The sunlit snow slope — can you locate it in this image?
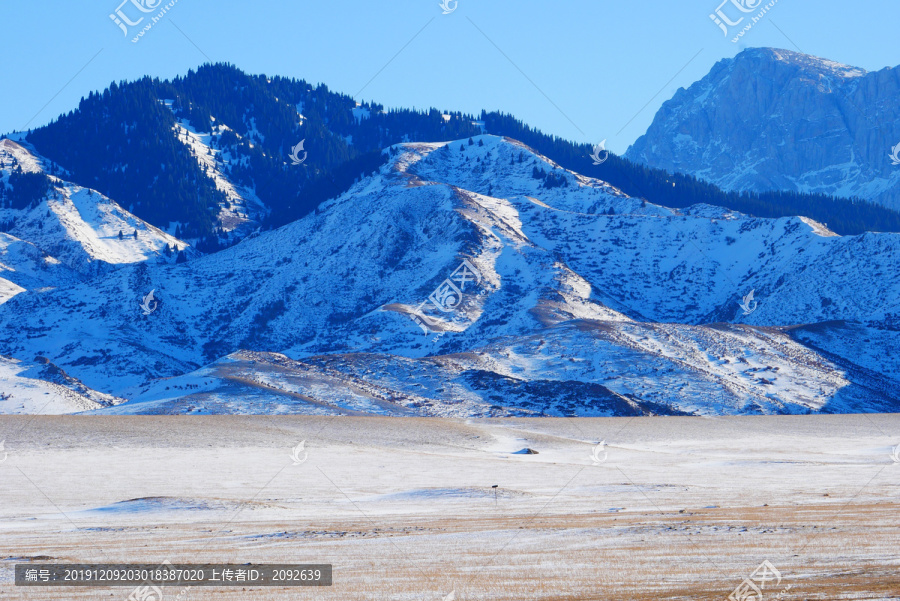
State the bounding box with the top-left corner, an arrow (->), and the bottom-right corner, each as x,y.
0,138 -> 190,275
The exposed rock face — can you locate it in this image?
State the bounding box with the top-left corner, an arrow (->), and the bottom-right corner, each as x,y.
626,48 -> 900,210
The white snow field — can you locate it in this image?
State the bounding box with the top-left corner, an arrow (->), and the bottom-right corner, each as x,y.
1,415 -> 898,600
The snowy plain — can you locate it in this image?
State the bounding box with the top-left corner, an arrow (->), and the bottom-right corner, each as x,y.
1,415 -> 898,600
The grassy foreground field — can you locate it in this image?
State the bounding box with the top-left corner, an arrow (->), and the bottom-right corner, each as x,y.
1,415 -> 899,600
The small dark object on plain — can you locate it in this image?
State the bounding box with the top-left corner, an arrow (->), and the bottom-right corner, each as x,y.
514,448 -> 539,455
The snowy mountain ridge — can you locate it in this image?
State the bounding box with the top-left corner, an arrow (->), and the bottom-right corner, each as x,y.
1,135 -> 898,415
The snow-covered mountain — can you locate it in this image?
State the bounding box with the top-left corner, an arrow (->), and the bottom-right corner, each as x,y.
0,137 -> 196,404
626,48 -> 900,210
1,135 -> 898,415
20,62 -> 900,244
0,138 -> 190,277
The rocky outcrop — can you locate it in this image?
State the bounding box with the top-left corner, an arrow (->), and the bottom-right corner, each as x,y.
626,48 -> 900,210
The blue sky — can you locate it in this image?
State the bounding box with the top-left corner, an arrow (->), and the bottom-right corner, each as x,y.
2,0 -> 898,153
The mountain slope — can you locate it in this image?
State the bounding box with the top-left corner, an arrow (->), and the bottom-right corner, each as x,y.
170,112 -> 267,237
0,138 -> 190,274
0,135 -> 898,415
0,355 -> 122,414
626,48 -> 900,210
0,233 -> 81,304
